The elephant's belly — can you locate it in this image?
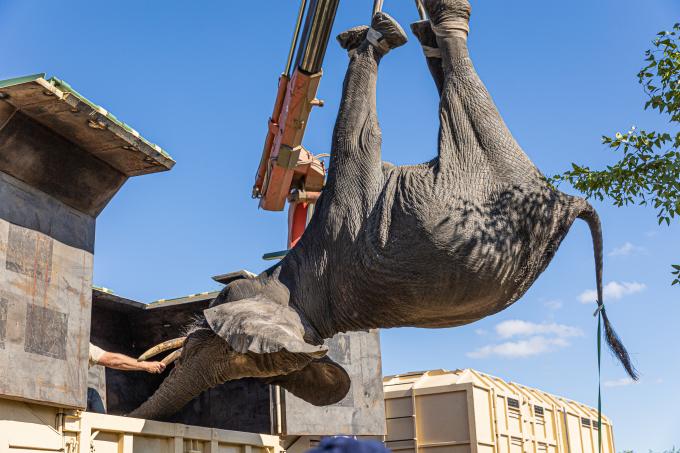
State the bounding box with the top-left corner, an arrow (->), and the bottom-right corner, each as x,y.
359,216 -> 541,328
352,230 -> 531,330
353,181 -> 569,331
365,259 -> 525,329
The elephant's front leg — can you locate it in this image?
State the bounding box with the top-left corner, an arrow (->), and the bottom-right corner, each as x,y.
323,12 -> 407,215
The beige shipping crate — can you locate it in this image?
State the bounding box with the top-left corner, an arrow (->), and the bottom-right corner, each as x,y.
0,398 -> 282,453
383,369 -> 614,453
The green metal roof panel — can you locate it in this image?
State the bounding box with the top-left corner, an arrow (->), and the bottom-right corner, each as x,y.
92,287 -> 219,312
0,73 -> 46,89
0,74 -> 175,176
147,291 -> 220,308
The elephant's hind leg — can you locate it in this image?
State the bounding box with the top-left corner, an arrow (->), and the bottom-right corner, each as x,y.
424,0 -> 536,177
325,12 -> 407,206
411,20 -> 444,95
421,0 -> 478,172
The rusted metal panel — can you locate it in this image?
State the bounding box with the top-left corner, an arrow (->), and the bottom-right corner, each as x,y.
0,178 -> 93,408
0,171 -> 95,252
283,330 -> 386,436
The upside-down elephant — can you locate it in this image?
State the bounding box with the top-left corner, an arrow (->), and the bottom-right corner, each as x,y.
130,0 -> 636,419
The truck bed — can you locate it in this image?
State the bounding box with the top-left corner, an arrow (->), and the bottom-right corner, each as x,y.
0,398 -> 281,453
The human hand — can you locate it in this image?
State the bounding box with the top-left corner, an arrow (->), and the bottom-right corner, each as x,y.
143,361 -> 166,374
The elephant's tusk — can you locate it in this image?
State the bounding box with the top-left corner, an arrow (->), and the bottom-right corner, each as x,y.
138,337 -> 186,361
161,348 -> 182,366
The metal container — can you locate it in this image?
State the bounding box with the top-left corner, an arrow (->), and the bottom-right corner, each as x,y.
0,74 -> 173,409
383,369 -> 615,453
0,398 -> 282,453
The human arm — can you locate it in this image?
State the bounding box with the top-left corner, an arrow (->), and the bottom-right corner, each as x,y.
97,351 -> 166,373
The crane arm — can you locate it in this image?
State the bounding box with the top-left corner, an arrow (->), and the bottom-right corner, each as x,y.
253,0 -> 340,215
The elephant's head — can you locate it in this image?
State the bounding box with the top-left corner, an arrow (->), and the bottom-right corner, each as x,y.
129,272 -> 351,420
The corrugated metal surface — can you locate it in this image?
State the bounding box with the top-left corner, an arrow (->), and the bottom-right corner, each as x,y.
383,369 -> 614,453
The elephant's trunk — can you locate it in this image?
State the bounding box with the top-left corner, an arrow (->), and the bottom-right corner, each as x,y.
129,329 -> 230,420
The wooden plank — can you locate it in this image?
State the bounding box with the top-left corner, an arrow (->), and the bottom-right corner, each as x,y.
83,412 -> 281,448
467,383 -> 478,453
0,76 -> 173,175
78,417 -> 91,453
0,112 -> 128,217
420,441 -> 472,447
412,390 -> 419,453
0,432 -> 8,453
118,433 -> 133,453
488,388 -> 498,453
174,436 -> 183,453
207,440 -> 219,453
413,383 -> 469,396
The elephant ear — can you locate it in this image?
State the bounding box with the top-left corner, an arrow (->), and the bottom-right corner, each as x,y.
203,296 -> 328,358
266,356 -> 351,406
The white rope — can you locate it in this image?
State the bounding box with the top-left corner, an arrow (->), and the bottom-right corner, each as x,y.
431,19 -> 469,40
422,45 -> 442,58
367,27 -> 391,53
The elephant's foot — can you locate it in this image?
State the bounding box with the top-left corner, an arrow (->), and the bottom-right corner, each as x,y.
337,12 -> 407,56
369,12 -> 408,53
411,20 -> 440,58
422,0 -> 471,38
337,26 -> 369,54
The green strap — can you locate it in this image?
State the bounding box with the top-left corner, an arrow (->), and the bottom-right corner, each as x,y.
597,307 -> 603,453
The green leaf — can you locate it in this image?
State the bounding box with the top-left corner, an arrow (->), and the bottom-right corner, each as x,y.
553,23 -> 680,287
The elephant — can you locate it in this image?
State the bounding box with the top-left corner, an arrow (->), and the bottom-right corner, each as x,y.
130,0 -> 636,420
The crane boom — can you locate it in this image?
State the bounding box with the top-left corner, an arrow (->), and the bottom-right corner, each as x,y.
252,0 -> 340,250
253,0 -> 339,214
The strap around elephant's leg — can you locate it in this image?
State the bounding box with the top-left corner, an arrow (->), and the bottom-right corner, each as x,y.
366,28 -> 392,54
422,45 -> 442,58
411,20 -> 442,59
431,19 -> 469,40
366,11 -> 407,54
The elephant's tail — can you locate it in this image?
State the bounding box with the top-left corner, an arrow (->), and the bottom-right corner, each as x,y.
578,201 -> 638,380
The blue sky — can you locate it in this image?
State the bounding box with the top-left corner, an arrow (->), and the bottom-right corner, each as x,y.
1,1 -> 678,450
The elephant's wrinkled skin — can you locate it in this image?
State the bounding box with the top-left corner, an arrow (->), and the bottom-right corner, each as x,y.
130,0 -> 635,420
